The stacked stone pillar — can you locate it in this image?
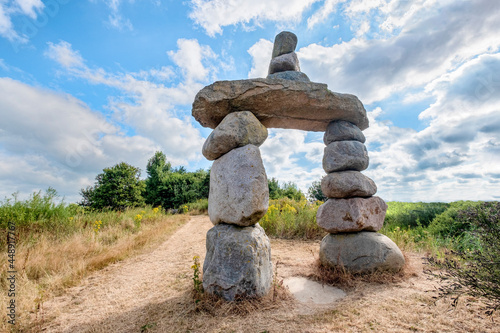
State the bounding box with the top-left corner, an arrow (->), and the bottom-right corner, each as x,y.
317,121 -> 405,273
200,111 -> 273,301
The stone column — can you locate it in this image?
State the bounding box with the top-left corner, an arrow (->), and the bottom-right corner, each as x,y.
201,111 -> 273,301
317,120 -> 405,273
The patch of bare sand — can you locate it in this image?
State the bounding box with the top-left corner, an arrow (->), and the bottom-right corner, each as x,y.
38,216 -> 499,333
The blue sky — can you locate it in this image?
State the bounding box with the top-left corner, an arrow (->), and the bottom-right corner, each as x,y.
0,0 -> 499,203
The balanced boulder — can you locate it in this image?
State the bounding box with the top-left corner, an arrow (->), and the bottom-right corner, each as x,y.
271,31 -> 298,58
268,52 -> 300,74
324,120 -> 366,144
203,223 -> 273,301
208,145 -> 269,226
321,171 -> 376,198
320,232 -> 405,273
202,111 -> 268,161
323,141 -> 369,173
316,196 -> 387,233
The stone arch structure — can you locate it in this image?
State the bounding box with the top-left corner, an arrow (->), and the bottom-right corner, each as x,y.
191,32 -> 404,301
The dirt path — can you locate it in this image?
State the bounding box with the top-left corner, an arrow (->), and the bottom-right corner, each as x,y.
41,215 -> 212,332
39,216 -> 499,333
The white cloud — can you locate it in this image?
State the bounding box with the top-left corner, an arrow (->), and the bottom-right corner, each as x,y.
247,38 -> 273,78
104,0 -> 133,31
167,38 -> 217,84
0,4 -> 15,40
189,0 -> 320,36
0,77 -> 159,202
14,0 -> 44,18
43,39 -> 215,166
297,0 -> 500,104
260,129 -> 325,194
45,41 -> 85,69
307,0 -> 344,29
362,54 -> 500,201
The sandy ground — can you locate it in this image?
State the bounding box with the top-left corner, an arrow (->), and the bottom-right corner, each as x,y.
37,216 -> 499,333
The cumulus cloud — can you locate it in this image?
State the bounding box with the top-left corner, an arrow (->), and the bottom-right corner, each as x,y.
44,40 -> 214,166
297,0 -> 500,104
0,77 -> 159,202
15,0 -> 44,18
363,54 -> 500,201
260,129 -> 325,193
247,38 -> 273,78
0,0 -> 45,41
188,0 -> 320,36
167,38 -> 217,84
307,0 -> 344,29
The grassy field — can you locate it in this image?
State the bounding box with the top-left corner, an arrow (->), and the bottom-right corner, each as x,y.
0,190 -> 189,331
259,197 -> 485,255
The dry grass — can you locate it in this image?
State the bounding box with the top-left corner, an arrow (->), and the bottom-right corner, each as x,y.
0,214 -> 188,332
190,281 -> 294,317
307,252 -> 418,290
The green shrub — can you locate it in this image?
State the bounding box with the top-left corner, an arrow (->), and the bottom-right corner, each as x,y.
384,202 -> 449,229
427,201 -> 481,250
0,188 -> 72,232
259,198 -> 324,240
426,201 -> 500,315
80,162 -> 146,210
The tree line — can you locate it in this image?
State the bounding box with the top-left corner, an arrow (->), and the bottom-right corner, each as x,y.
80,151 -> 321,210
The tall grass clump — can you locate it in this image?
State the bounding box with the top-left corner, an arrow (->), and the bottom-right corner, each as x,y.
259,198 -> 325,240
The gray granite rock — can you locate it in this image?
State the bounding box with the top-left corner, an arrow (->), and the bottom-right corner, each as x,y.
266,71 -> 310,82
202,111 -> 268,161
320,232 -> 405,274
321,171 -> 376,198
192,79 -> 369,131
324,120 -> 366,144
268,52 -> 300,74
323,141 -> 369,173
208,145 -> 269,226
316,196 -> 387,233
203,223 -> 273,301
272,31 -> 298,58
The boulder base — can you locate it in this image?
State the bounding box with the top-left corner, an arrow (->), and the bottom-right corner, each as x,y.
192,79 -> 369,131
208,145 -> 269,226
320,232 -> 405,274
202,111 -> 268,161
316,196 -> 387,233
203,223 -> 273,301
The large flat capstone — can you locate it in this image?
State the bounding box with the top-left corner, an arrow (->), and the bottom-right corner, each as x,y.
192,79 -> 369,132
203,223 -> 273,301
